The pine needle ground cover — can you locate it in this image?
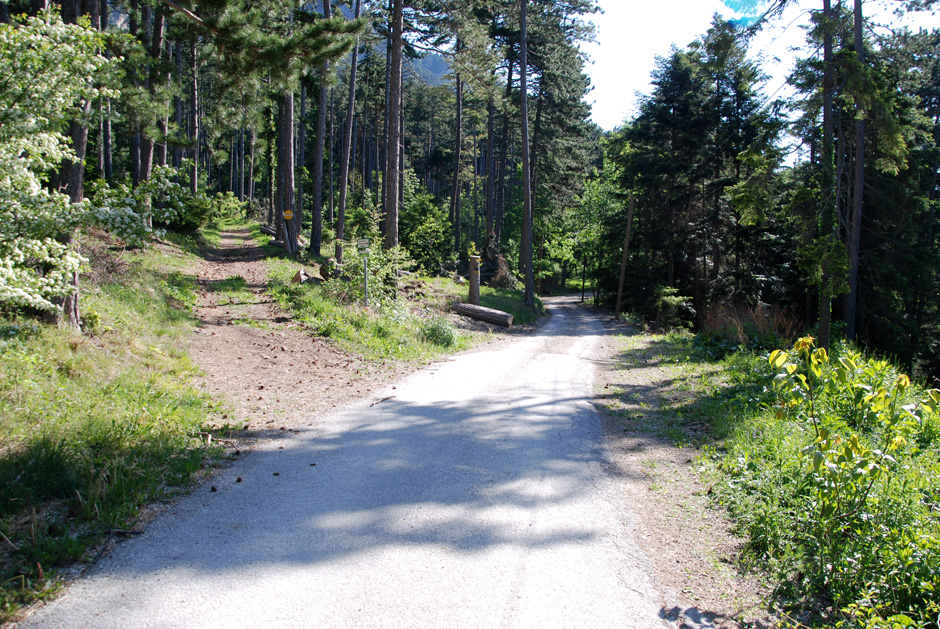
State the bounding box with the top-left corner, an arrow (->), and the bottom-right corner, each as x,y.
0,233 -> 227,621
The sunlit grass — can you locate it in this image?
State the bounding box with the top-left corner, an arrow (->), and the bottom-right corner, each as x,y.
0,232 -> 226,621
264,257 -> 471,362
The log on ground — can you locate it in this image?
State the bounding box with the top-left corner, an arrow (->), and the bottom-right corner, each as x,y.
453,303 -> 513,327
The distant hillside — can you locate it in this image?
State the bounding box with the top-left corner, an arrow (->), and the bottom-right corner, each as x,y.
406,53 -> 450,86
331,3 -> 450,87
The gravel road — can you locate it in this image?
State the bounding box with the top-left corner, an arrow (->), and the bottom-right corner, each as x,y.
20,295 -> 670,628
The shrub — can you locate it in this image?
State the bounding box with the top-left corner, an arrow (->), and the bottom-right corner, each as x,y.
652,286 -> 695,330
714,337 -> 940,627
0,10 -> 117,312
420,317 -> 456,347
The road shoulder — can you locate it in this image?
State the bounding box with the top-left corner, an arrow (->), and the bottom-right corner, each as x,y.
587,309 -> 775,629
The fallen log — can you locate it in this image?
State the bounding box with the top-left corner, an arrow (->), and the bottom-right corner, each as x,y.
453,302 -> 513,327
259,224 -> 277,237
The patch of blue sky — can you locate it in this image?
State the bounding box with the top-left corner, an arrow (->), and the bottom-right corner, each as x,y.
719,0 -> 766,16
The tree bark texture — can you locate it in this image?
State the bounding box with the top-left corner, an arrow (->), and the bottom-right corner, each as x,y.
336,0 -> 362,263
384,0 -> 404,249
520,0 -> 534,308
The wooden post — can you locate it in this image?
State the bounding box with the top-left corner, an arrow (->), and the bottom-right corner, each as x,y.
614,195 -> 635,318
469,255 -> 481,305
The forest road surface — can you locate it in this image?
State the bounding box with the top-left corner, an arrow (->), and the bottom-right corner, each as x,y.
20,295 -> 672,628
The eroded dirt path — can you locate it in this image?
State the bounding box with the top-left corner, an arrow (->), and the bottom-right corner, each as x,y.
187,228 -> 407,433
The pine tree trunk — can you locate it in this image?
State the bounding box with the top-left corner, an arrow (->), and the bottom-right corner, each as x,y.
496,59 -> 513,244
818,0 -> 835,350
844,0 -> 865,341
485,100 -> 495,236
384,0 -> 403,249
248,129 -> 255,202
329,88 -> 335,225
520,0 -> 534,308
451,70 -> 463,255
140,8 -> 164,185
336,0 -> 362,263
189,39 -> 199,195
310,0 -> 332,256
277,92 -> 298,255
173,40 -> 183,169
297,85 -> 306,244
381,1 -> 392,227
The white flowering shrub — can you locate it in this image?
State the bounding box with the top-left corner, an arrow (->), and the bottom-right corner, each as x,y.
0,11 -> 118,311
88,166 -> 191,247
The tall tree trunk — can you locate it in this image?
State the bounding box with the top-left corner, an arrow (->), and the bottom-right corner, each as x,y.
310,0 -> 332,256
277,92 -> 298,255
248,129 -> 255,202
336,0 -> 362,263
237,128 -> 245,200
189,39 -> 199,195
381,0 -> 392,227
496,59 -> 513,244
329,87 -> 335,225
520,0 -> 534,307
173,40 -> 183,168
485,99 -> 495,237
297,85 -> 306,244
451,70 -> 463,255
384,0 -> 403,249
530,85 -> 542,203
844,0 -> 865,340
472,125 -> 479,244
818,0 -> 835,350
140,7 -> 165,185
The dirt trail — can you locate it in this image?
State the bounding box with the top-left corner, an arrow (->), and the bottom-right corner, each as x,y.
187,228 -> 406,433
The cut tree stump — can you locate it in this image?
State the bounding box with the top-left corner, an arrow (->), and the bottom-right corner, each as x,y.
453,303 -> 513,327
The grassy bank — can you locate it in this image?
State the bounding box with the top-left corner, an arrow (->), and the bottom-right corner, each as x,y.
263,238 -> 543,361
0,232 -> 227,621
604,330 -> 940,627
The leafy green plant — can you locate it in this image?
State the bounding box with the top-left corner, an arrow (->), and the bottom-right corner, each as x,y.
420,317 -> 456,347
713,336 -> 940,627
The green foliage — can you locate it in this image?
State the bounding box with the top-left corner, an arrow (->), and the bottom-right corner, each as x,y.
401,169 -> 453,273
654,287 -> 695,330
420,317 -> 457,347
265,254 -> 467,361
0,234 -> 223,621
710,337 -> 940,626
0,10 -> 118,311
88,166 -> 246,246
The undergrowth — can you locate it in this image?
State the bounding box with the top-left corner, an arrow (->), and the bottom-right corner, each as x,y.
606,327 -> 940,627
688,338 -> 940,628
264,248 -> 472,361
0,231 -> 226,622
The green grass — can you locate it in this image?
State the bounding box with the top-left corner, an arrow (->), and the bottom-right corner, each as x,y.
0,232 -> 228,622
609,331 -> 940,627
264,257 -> 472,361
